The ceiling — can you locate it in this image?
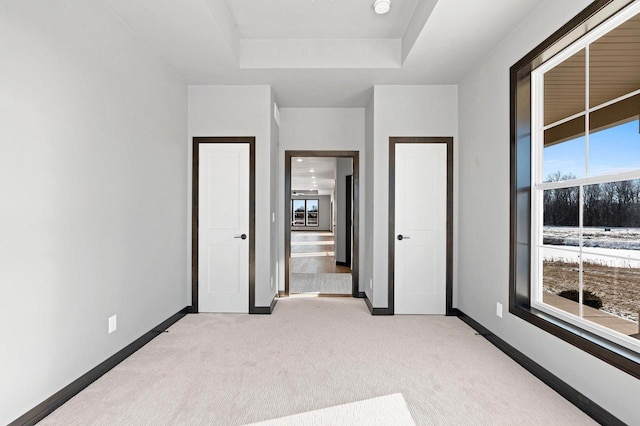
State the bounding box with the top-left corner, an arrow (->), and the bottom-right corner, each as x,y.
291,157 -> 336,195
101,0 -> 542,107
226,0 -> 420,39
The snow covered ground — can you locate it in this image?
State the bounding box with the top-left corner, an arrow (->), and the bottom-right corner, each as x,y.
543,227 -> 640,267
542,227 -> 639,324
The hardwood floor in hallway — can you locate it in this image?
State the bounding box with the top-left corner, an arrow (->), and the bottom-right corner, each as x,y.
290,231 -> 351,294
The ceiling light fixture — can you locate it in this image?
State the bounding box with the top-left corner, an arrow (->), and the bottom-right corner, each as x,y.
296,158 -> 303,162
373,0 -> 391,15
309,169 -> 315,172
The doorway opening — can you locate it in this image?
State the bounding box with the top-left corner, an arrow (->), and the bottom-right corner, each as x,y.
284,151 -> 359,297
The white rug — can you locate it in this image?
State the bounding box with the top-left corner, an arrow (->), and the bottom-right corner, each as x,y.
246,394 -> 415,426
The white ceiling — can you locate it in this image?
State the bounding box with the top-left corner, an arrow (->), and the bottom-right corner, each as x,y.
291,157 -> 336,195
225,0 -> 420,39
101,0 -> 542,107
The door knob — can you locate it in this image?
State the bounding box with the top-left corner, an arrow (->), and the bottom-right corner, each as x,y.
234,234 -> 247,240
397,234 -> 410,240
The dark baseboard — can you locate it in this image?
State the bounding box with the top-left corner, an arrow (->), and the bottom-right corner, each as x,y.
250,295 -> 278,314
335,261 -> 349,267
447,307 -> 460,317
10,307 -> 189,426
456,310 -> 624,426
362,292 -> 393,316
356,292 -> 366,298
185,305 -> 198,314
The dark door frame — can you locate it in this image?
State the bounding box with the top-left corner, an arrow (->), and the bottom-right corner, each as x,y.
285,150 -> 359,297
192,137 -> 257,313
388,137 -> 455,316
343,175 -> 352,268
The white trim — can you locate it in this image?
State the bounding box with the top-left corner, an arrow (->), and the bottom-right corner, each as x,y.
531,68 -> 544,304
532,300 -> 640,353
542,111 -> 586,132
537,243 -> 640,263
536,244 -> 580,254
536,170 -> 640,191
578,185 -> 584,318
585,44 -> 590,178
590,87 -> 640,114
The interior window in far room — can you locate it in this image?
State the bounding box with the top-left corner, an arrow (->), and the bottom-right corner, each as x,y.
306,199 -> 319,226
292,200 -> 306,226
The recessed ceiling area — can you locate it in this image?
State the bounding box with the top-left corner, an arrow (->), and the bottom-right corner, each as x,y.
232,0 -> 437,69
101,0 -> 542,107
225,0 -> 420,39
292,157 -> 336,195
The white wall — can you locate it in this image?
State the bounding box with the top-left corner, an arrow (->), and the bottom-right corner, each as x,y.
457,1 -> 639,423
364,94 -> 375,299
270,91 -> 280,302
278,108 -> 365,292
0,1 -> 188,423
371,86 -> 459,307
188,85 -> 276,307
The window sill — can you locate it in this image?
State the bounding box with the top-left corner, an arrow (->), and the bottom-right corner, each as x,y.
509,302 -> 640,379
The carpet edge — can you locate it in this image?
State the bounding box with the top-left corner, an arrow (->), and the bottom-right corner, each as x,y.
457,310 -> 625,426
8,306 -> 189,426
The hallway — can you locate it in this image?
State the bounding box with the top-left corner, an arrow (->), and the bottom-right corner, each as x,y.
290,231 -> 351,294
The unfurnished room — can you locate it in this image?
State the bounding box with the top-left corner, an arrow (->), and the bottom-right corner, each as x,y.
1,0 -> 639,425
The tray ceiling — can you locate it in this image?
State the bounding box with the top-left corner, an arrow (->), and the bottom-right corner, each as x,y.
224,0 -> 420,40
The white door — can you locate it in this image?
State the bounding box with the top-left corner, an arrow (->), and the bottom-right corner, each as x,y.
199,143 -> 249,313
395,143 -> 447,314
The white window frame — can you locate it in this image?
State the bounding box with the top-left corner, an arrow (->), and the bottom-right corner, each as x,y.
305,199 -> 319,227
530,0 -> 640,354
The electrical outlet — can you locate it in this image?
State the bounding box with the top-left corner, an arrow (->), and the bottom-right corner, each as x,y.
270,276 -> 273,288
272,212 -> 275,223
496,302 -> 503,318
108,315 -> 117,333
370,278 -> 373,289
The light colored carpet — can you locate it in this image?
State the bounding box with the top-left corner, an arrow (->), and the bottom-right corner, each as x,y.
290,273 -> 351,294
40,298 -> 596,425
247,393 -> 415,425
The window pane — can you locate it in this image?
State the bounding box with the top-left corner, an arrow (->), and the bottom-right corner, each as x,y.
544,48 -> 585,126
293,200 -> 305,225
543,115 -> 586,179
306,199 -> 319,226
589,14 -> 640,108
543,187 -> 580,248
582,253 -> 640,338
588,118 -> 640,176
583,179 -> 640,228
583,179 -> 640,255
541,247 -> 581,317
